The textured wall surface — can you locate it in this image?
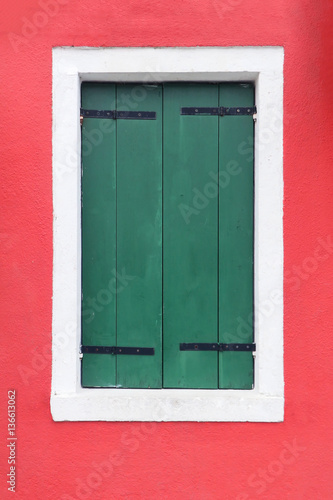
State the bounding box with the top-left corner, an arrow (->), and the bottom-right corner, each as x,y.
1,0 -> 333,499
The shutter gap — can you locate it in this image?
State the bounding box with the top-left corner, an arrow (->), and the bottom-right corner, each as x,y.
217,84 -> 220,388
115,83 -> 118,387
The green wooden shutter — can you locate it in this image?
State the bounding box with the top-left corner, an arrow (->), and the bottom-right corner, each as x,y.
81,83 -> 162,388
116,84 -> 162,388
81,82 -> 254,390
81,83 -> 117,387
163,83 -> 219,388
218,83 -> 254,389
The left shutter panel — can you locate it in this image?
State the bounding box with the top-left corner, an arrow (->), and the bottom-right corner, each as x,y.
81,83 -> 117,387
116,84 -> 163,388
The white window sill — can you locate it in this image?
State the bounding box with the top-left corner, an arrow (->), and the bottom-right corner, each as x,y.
51,390 -> 284,422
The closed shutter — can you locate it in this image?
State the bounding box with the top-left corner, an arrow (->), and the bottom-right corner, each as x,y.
81,82 -> 254,389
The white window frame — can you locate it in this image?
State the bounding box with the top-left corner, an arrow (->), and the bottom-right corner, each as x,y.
51,46 -> 284,422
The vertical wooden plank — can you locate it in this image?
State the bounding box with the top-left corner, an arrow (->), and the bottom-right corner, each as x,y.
81,83 -> 117,387
163,83 -> 219,388
219,83 -> 255,389
116,84 -> 163,388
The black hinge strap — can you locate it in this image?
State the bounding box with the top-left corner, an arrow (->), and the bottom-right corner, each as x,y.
179,343 -> 256,352
181,106 -> 257,116
80,109 -> 156,120
81,345 -> 155,355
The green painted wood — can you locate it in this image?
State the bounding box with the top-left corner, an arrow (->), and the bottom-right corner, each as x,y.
218,83 -> 254,389
163,83 -> 219,388
81,83 -> 117,387
81,82 -> 255,390
116,84 -> 163,388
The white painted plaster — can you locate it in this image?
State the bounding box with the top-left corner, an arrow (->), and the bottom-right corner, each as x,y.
52,46 -> 284,421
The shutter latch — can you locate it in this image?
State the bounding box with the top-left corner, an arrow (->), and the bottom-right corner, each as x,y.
81,345 -> 155,355
181,106 -> 257,117
179,343 -> 256,352
80,108 -> 156,122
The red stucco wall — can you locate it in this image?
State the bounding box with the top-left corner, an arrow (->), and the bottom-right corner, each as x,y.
1,0 -> 333,498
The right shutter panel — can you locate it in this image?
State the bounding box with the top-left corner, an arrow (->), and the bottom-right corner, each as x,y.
218,83 -> 255,389
163,83 -> 219,388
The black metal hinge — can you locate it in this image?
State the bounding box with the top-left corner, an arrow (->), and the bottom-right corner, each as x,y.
180,343 -> 256,352
81,345 -> 155,355
80,108 -> 156,122
181,106 -> 257,116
